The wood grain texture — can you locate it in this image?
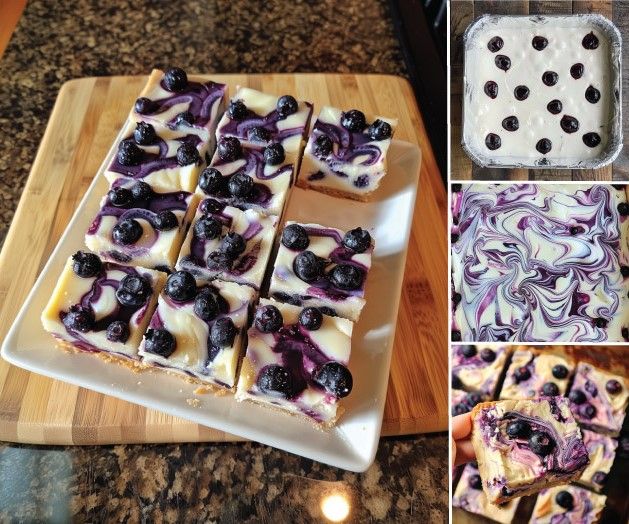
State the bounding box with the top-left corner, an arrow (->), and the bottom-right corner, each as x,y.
0,74 -> 447,444
450,0 -> 624,181
0,0 -> 26,60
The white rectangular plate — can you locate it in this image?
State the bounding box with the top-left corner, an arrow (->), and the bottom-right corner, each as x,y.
1,138 -> 420,472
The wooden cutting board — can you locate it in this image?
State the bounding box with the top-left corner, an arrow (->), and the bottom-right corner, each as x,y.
0,74 -> 447,444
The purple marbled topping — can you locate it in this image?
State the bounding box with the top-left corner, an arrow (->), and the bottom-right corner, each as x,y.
313,121 -> 384,167
138,79 -> 226,129
213,146 -> 292,181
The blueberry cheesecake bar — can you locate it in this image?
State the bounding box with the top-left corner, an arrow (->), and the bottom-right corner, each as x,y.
568,362 -> 629,436
578,429 -> 618,492
452,344 -> 508,397
530,485 -> 607,524
131,68 -> 227,145
176,198 -> 278,290
138,270 -> 255,389
452,462 -> 519,524
104,121 -> 208,193
41,252 -> 165,360
195,137 -> 295,216
235,299 -> 353,425
269,222 -> 374,322
499,349 -> 574,400
296,107 -> 397,201
215,87 -> 313,154
451,184 -> 629,342
85,181 -> 197,272
470,397 -> 589,504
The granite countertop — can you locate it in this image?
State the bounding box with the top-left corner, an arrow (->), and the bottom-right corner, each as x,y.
0,1 -> 447,521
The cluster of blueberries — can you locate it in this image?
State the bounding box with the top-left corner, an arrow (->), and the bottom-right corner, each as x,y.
569,378 -> 623,421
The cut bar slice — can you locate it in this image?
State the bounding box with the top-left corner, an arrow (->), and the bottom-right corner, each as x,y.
577,429 -> 618,492
41,252 -> 165,360
296,106 -> 397,201
269,222 -> 374,321
138,271 -> 255,389
176,198 -> 278,290
452,344 -> 509,397
530,485 -> 607,524
235,299 -> 353,425
85,181 -> 197,272
470,397 -> 589,504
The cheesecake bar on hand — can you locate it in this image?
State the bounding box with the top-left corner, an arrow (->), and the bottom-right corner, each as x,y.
530,485 -> 607,524
41,252 -> 165,360
297,106 -> 397,201
269,222 -> 374,321
470,397 -> 589,504
138,271 -> 255,389
85,181 -> 197,272
176,198 -> 278,290
235,299 -> 353,425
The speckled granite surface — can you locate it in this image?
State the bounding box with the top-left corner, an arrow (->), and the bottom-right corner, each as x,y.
0,1 -> 446,522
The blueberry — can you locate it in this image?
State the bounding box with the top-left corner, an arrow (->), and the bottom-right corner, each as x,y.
622,265 -> 629,277
367,119 -> 392,140
528,431 -> 555,456
282,224 -> 309,250
452,403 -> 468,416
502,116 -> 519,132
586,380 -> 599,397
228,173 -> 254,197
451,233 -> 459,244
314,362 -> 353,398
264,143 -> 285,165
354,175 -> 370,188
257,365 -> 293,397
165,271 -> 197,302
582,31 -> 599,50
461,345 -> 477,358
580,403 -> 597,419
341,109 -> 367,132
176,142 -> 200,166
198,167 -> 224,195
144,328 -> 176,357
495,55 -> 511,71
175,111 -> 195,126
467,474 -> 483,490
514,366 -> 531,382
506,420 -> 531,439
314,134 -> 333,157
552,365 -> 568,379
134,97 -> 157,114
542,71 -> 558,86
606,379 -> 622,395
555,490 -> 574,510
451,331 -> 462,342
583,133 -> 601,148
228,99 -> 247,120
534,138 -> 552,155
592,472 -> 607,485
452,292 -> 462,305
560,115 -> 579,134
569,389 -> 586,405
514,85 -> 530,101
154,210 -> 178,231
452,374 -> 463,390
62,305 -> 94,332
72,251 -> 102,278
106,320 -> 130,343
217,137 -> 242,161
594,317 -> 608,329
194,216 -> 222,240
329,264 -> 364,291
277,95 -> 298,117
210,317 -> 236,348
293,251 -> 324,282
299,307 -> 323,330
255,304 -> 284,333
193,289 -> 221,321
618,202 -> 629,216
570,226 -> 582,235
484,81 -> 498,99
542,382 -> 560,396
131,181 -> 153,202
571,63 -> 584,79
487,36 -> 504,52
248,126 -> 271,143
117,140 -> 143,166
532,36 -> 548,50
108,187 -> 133,207
164,67 -> 188,92
547,100 -> 562,114
222,232 -> 247,259
585,85 -> 601,104
206,251 -> 233,270
112,219 -> 143,245
342,227 -> 372,253
116,274 -> 151,307
465,392 -> 482,407
134,122 -> 156,145
480,348 -> 496,362
485,133 -> 501,150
